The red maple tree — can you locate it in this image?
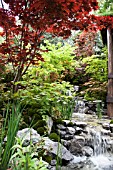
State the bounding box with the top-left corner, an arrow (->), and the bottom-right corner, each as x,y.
0,0 -> 99,92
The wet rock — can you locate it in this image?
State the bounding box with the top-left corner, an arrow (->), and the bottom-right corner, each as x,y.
75,127 -> 83,135
57,129 -> 67,138
83,107 -> 89,114
102,123 -> 110,130
57,124 -> 66,130
47,116 -> 53,134
82,146 -> 93,157
44,137 -> 74,163
75,122 -> 87,128
64,134 -> 74,140
67,127 -> 76,135
61,139 -> 71,148
110,124 -> 113,133
101,129 -> 111,135
66,156 -> 86,170
69,136 -> 85,155
87,110 -> 95,115
17,128 -> 41,146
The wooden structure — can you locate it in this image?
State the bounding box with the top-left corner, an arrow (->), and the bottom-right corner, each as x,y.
107,28 -> 113,117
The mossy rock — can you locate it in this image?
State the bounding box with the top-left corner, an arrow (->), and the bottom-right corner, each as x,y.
33,120 -> 46,129
32,114 -> 42,124
19,121 -> 28,130
28,108 -> 41,116
54,118 -> 64,125
37,127 -> 45,135
38,150 -> 45,158
68,121 -> 73,126
110,120 -> 113,124
23,115 -> 30,124
43,155 -> 52,164
49,132 -> 60,142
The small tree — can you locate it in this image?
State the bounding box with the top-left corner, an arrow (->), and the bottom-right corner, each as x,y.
0,0 -> 98,92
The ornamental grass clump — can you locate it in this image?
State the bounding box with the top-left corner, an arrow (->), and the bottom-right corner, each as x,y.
0,103 -> 22,170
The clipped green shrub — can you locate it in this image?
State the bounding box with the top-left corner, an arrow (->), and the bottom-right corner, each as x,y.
49,133 -> 60,142
37,127 -> 46,135
34,120 -> 46,129
110,120 -> 113,124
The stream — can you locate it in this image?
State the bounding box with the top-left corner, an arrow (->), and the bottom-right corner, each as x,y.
71,98 -> 113,170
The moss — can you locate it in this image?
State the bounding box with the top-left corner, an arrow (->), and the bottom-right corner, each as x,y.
33,114 -> 42,121
49,132 -> 60,142
54,118 -> 64,125
38,150 -> 45,158
110,120 -> 113,124
33,120 -> 46,129
68,121 -> 73,126
19,121 -> 28,129
43,155 -> 52,164
37,127 -> 45,135
23,115 -> 30,124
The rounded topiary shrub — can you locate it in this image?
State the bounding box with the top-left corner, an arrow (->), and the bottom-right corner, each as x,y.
37,127 -> 45,135
49,132 -> 60,142
33,120 -> 46,129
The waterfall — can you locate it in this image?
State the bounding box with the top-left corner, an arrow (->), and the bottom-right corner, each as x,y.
92,131 -> 108,156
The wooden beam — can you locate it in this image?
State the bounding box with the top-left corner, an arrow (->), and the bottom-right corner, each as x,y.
107,28 -> 113,117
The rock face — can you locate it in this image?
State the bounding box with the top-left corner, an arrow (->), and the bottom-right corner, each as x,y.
17,128 -> 41,146
44,137 -> 74,163
17,95 -> 113,170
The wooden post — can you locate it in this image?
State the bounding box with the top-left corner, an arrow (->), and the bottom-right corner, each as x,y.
107,27 -> 113,117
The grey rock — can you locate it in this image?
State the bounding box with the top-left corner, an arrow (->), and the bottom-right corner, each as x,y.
75,127 -> 83,135
66,155 -> 86,169
83,107 -> 89,114
69,136 -> 85,155
46,116 -> 53,134
57,124 -> 66,130
63,120 -> 71,126
44,137 -> 74,162
82,146 -> 93,157
75,122 -> 87,128
50,159 -> 57,166
67,127 -> 76,135
17,128 -> 41,145
101,129 -> 111,135
102,123 -> 110,130
57,129 -> 66,137
64,134 -> 74,140
110,124 -> 113,133
61,139 -> 71,148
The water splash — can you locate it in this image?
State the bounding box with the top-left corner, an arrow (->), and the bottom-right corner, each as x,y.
93,132 -> 108,156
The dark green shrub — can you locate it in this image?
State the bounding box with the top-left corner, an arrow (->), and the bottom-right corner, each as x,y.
49,133 -> 60,142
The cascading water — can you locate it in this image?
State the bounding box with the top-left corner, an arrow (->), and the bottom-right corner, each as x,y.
85,129 -> 113,170
91,131 -> 108,156
72,95 -> 113,169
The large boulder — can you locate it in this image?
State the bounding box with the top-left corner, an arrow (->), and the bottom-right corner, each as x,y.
43,137 -> 74,163
17,128 -> 41,146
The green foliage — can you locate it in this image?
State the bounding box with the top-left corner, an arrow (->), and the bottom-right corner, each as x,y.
79,47 -> 108,101
49,133 -> 60,142
12,41 -> 76,119
82,51 -> 107,83
17,81 -> 75,119
37,127 -> 46,136
39,40 -> 77,79
0,103 -> 22,170
110,120 -> 113,124
97,0 -> 113,16
10,137 -> 48,170
96,101 -> 103,119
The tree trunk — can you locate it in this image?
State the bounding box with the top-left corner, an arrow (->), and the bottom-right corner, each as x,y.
107,27 -> 113,117
12,67 -> 22,93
